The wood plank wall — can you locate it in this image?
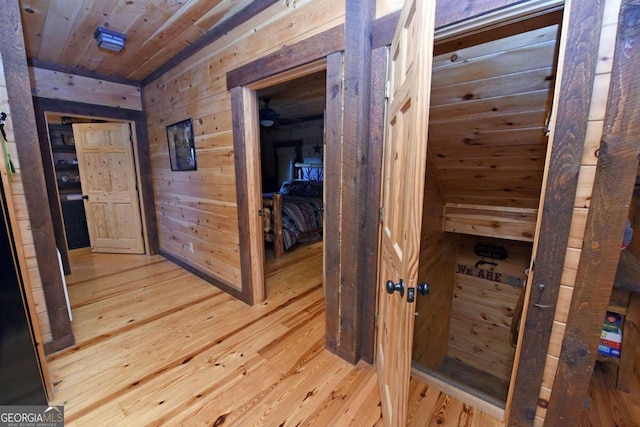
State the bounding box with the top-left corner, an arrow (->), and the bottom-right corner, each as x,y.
0,58 -> 51,345
412,155 -> 460,370
534,0 -> 621,424
29,67 -> 142,111
448,235 -> 531,382
143,1 -> 346,292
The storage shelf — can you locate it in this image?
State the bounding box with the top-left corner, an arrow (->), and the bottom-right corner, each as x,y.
57,182 -> 81,189
55,164 -> 79,171
51,145 -> 77,153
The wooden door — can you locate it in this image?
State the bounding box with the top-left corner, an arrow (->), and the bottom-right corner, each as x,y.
72,123 -> 144,254
377,0 -> 436,425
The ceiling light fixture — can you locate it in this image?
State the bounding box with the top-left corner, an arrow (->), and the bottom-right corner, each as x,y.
94,26 -> 126,53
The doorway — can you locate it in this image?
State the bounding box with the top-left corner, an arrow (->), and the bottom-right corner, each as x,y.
409,13 -> 561,415
231,61 -> 328,305
43,113 -> 148,270
256,71 -> 326,294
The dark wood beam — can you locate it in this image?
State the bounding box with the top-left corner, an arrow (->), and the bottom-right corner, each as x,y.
324,51 -> 343,355
546,0 -> 640,423
331,0 -> 375,364
32,101 -> 70,274
0,1 -> 74,352
230,86 -> 255,305
507,0 -> 606,425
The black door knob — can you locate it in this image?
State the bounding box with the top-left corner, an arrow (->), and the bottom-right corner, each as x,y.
386,279 -> 405,297
417,282 -> 430,296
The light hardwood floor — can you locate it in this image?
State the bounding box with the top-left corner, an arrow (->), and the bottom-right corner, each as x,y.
47,242 -> 502,426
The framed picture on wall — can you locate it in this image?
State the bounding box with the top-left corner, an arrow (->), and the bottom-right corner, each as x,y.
166,118 -> 197,171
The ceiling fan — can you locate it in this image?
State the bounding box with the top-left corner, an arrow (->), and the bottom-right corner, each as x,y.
259,98 -> 300,127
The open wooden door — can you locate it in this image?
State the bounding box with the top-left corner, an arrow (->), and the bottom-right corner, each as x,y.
376,0 -> 436,425
72,122 -> 145,254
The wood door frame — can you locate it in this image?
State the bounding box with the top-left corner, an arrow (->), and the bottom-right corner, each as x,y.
227,17 -> 379,364
31,97 -> 157,354
230,60 -> 329,306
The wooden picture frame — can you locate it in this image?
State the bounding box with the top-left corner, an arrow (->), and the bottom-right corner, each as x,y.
166,118 -> 196,171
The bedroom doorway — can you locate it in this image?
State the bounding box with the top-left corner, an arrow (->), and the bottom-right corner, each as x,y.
230,60 -> 328,305
256,71 -> 326,297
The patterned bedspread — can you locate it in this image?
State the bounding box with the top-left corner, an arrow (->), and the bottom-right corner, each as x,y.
280,196 -> 323,250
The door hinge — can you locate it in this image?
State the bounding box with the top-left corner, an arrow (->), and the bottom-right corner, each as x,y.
384,80 -> 391,99
374,313 -> 379,327
379,206 -> 384,222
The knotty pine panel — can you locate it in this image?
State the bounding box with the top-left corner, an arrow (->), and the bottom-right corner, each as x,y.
430,90 -> 550,122
29,67 -> 142,111
156,201 -> 239,236
412,156 -> 460,370
429,21 -> 557,215
431,40 -> 557,88
430,109 -> 548,138
447,235 -> 531,382
430,67 -> 553,106
158,210 -> 240,251
144,0 -> 346,290
432,25 -> 558,71
155,196 -> 238,225
428,127 -> 548,148
432,142 -> 547,160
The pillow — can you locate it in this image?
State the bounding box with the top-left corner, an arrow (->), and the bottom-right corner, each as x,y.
302,180 -> 323,198
279,179 -> 323,198
279,179 -> 308,195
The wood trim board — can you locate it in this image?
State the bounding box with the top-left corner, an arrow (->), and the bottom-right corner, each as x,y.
359,46 -> 388,364
0,3 -> 74,354
323,51 -> 344,355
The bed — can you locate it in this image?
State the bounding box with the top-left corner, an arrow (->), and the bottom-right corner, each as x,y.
262,163 -> 324,258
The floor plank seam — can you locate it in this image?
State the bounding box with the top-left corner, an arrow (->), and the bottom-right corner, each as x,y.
60,284 -> 324,422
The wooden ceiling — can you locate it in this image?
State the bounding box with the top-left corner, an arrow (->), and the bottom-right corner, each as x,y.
429,23 -> 559,209
19,0 -> 327,120
19,0 -> 257,82
20,1 -> 559,209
